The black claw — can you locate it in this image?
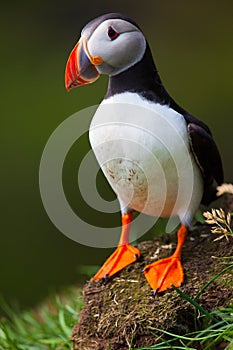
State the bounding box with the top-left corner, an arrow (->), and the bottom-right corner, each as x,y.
153,289 -> 159,297
143,267 -> 149,273
103,273 -> 109,281
134,253 -> 139,260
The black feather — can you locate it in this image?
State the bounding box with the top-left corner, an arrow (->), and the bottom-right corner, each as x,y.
188,123 -> 223,204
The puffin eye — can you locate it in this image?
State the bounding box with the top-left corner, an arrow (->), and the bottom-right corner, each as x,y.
108,26 -> 119,41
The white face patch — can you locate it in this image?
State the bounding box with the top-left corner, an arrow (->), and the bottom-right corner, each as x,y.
85,19 -> 146,76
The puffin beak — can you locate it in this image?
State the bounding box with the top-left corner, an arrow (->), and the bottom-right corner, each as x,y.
65,37 -> 103,91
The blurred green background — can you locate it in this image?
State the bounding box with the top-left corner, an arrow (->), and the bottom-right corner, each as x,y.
1,1 -> 232,309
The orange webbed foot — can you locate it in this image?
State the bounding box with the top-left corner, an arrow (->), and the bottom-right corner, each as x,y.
143,256 -> 184,293
92,244 -> 140,280
92,212 -> 140,280
144,225 -> 188,293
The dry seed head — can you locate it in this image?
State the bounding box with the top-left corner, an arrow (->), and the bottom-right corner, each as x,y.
203,207 -> 232,241
205,219 -> 217,225
203,212 -> 212,220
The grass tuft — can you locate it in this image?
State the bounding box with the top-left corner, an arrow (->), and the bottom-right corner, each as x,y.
0,288 -> 83,350
138,302 -> 233,349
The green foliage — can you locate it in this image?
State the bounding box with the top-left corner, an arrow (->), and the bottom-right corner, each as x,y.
0,291 -> 232,350
139,305 -> 233,349
0,289 -> 83,350
0,260 -> 232,350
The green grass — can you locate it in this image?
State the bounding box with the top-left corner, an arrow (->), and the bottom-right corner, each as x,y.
137,256 -> 233,350
0,288 -> 83,350
139,302 -> 233,350
0,261 -> 232,350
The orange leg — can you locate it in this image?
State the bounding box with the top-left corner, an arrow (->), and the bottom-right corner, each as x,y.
92,213 -> 140,280
144,224 -> 188,293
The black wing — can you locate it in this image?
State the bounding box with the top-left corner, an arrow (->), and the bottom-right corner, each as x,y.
168,98 -> 224,205
187,122 -> 224,205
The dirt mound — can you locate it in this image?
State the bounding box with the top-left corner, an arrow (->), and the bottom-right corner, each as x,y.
71,223 -> 233,349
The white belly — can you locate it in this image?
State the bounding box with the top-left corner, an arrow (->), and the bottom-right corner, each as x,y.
89,92 -> 203,225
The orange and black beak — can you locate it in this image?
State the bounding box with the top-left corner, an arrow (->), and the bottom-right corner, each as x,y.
65,37 -> 103,91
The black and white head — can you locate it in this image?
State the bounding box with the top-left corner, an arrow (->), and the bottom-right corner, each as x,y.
65,13 -> 147,90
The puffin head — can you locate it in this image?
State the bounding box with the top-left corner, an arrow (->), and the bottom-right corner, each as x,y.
65,13 -> 147,91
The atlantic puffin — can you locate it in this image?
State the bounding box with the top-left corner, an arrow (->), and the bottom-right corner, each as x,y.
65,13 -> 223,293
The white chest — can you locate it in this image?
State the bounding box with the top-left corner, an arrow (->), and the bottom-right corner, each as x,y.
89,92 -> 203,220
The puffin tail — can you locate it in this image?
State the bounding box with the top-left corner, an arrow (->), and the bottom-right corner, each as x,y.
201,184 -> 221,206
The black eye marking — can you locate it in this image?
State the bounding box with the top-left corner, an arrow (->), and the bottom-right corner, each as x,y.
108,26 -> 119,41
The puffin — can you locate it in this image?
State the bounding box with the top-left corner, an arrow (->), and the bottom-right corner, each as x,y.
65,13 -> 223,293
